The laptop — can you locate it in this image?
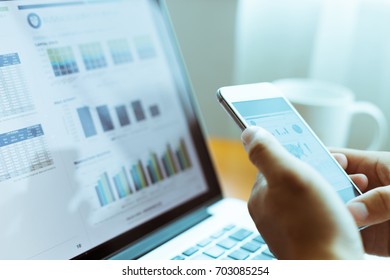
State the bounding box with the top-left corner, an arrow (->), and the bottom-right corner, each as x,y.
0,0 -> 273,260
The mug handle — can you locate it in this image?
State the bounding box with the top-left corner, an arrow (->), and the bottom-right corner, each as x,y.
349,101 -> 388,150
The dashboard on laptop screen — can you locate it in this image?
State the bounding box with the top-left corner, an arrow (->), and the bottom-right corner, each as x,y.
0,0 -> 210,259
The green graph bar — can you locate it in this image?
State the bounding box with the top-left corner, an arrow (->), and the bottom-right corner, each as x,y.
166,144 -> 178,174
136,160 -> 149,188
113,167 -> 132,199
179,138 -> 192,169
151,152 -> 164,181
96,172 -> 115,207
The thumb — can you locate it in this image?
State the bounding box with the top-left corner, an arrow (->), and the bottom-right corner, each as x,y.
241,126 -> 301,179
347,185 -> 390,227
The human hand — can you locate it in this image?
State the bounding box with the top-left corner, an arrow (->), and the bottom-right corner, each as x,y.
242,126 -> 364,259
331,148 -> 390,256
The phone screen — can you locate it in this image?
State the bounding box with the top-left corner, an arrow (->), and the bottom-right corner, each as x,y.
232,97 -> 360,203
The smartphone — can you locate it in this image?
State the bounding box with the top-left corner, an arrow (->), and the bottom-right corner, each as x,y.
217,82 -> 361,203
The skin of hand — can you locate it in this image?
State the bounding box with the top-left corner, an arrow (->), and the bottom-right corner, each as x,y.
331,148 -> 390,257
242,126 -> 364,259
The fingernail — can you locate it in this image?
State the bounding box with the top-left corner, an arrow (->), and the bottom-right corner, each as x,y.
347,202 -> 369,223
241,126 -> 259,146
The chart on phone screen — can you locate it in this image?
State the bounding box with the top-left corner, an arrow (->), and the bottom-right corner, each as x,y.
237,97 -> 353,192
283,142 -> 312,160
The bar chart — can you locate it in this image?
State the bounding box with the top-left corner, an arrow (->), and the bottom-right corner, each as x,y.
76,100 -> 161,138
283,142 -> 312,160
161,140 -> 192,177
93,138 -> 192,207
0,53 -> 35,118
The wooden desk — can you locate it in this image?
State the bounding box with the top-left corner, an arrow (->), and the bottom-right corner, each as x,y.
207,138 -> 258,201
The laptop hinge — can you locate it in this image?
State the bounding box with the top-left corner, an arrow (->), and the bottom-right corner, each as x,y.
108,207 -> 211,259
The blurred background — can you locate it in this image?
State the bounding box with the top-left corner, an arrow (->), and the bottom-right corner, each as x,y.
166,0 -> 390,151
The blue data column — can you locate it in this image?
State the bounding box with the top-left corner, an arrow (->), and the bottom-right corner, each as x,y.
96,105 -> 114,132
77,107 -> 97,138
131,100 -> 146,122
115,105 -> 130,127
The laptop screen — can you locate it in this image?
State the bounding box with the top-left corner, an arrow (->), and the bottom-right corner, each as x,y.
0,0 -> 220,259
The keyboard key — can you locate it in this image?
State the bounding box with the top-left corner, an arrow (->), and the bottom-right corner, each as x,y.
253,235 -> 266,244
191,254 -> 214,260
262,247 -> 275,258
228,249 -> 250,260
171,255 -> 185,260
252,253 -> 274,260
223,224 -> 236,231
203,246 -> 226,258
229,228 -> 253,241
197,238 -> 213,247
241,241 -> 262,253
210,230 -> 226,239
217,238 -> 237,250
182,246 -> 199,257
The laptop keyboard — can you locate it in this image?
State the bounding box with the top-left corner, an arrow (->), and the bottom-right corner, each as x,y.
171,224 -> 275,260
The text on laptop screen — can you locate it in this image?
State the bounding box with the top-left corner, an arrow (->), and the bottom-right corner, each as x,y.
0,0 -> 209,259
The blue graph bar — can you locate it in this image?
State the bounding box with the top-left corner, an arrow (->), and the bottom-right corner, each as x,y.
113,167 -> 132,199
77,107 -> 97,138
147,161 -> 158,184
115,105 -> 130,127
96,105 -> 114,132
131,100 -> 146,122
176,150 -> 185,171
149,105 -> 160,117
95,185 -> 106,206
131,167 -> 142,191
95,172 -> 116,207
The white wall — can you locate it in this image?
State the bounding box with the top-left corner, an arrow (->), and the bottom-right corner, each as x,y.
165,0 -> 240,137
166,0 -> 390,151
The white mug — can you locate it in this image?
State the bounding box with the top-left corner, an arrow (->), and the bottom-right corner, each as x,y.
273,78 -> 388,150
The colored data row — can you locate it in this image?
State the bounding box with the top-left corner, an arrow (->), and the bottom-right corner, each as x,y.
47,36 -> 156,77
